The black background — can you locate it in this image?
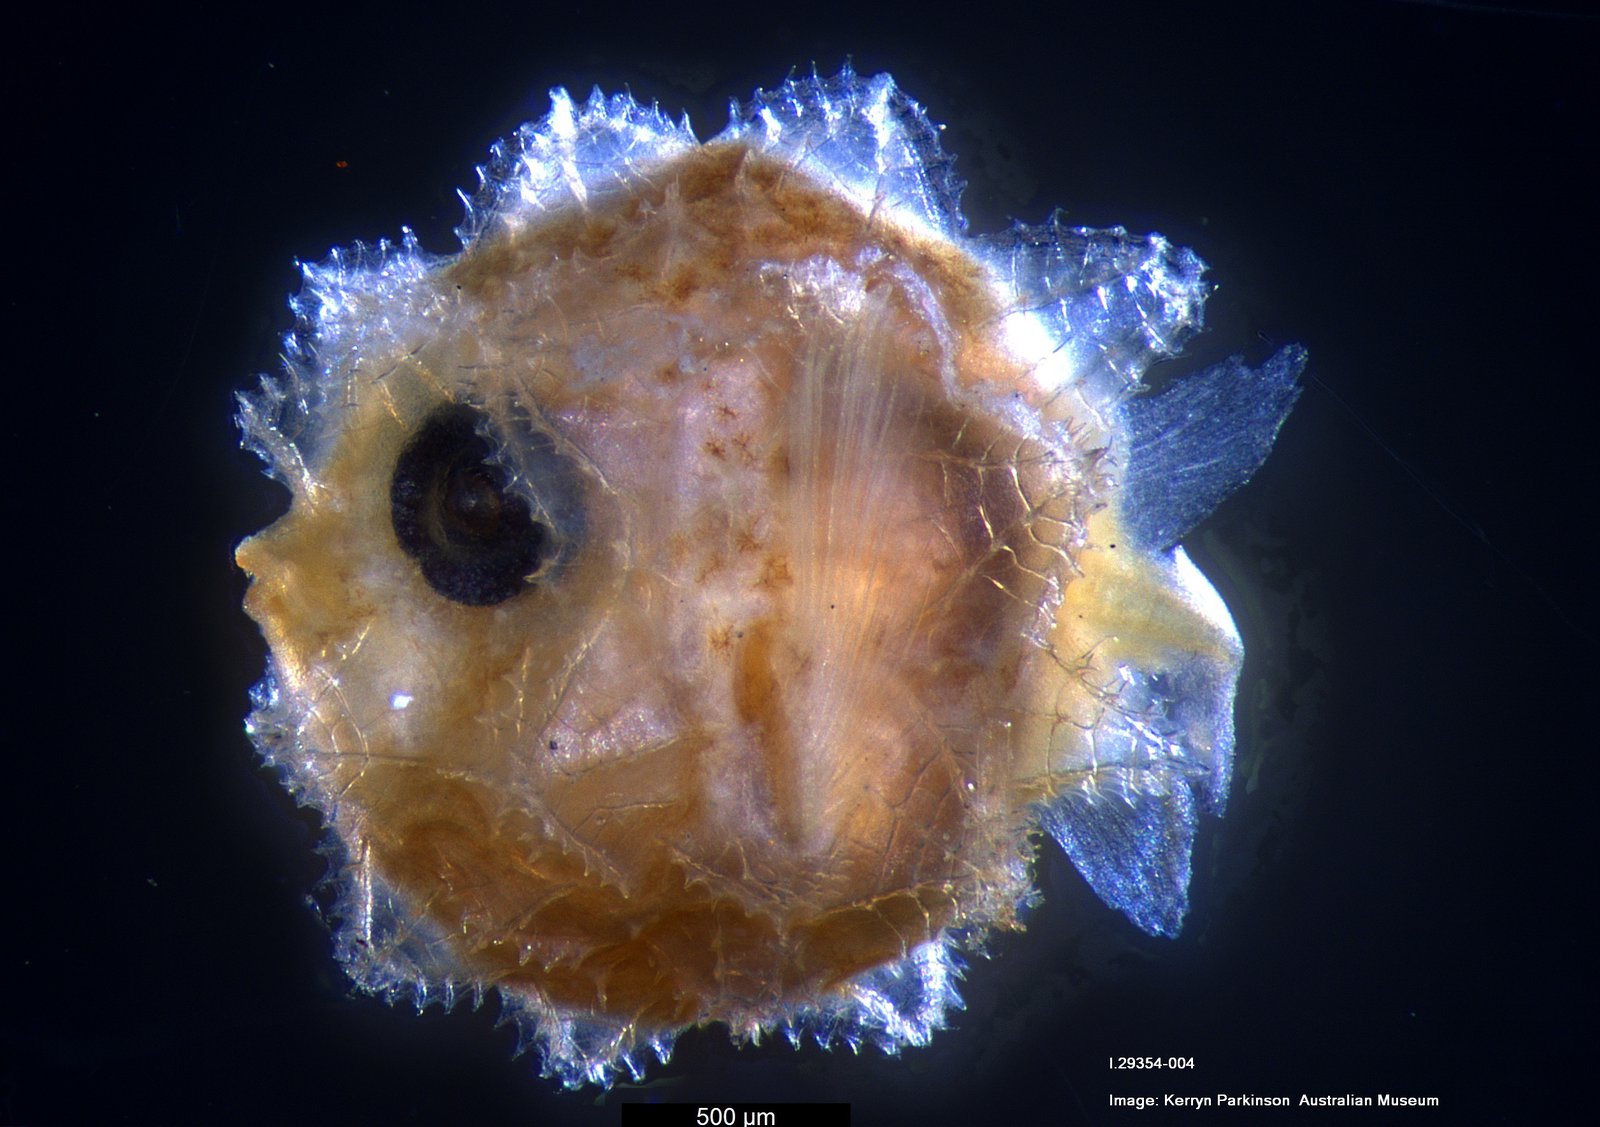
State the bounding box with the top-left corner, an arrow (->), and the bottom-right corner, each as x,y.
7,1 -> 1596,1123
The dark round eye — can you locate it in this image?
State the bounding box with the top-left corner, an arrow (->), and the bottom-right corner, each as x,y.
390,404 -> 548,606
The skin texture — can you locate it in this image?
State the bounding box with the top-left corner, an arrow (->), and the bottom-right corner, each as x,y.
238,137 -> 1237,1047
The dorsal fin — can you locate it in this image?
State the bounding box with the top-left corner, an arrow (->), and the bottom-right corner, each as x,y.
1121,345 -> 1306,551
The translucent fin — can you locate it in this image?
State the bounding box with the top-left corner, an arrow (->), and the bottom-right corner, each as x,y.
1030,653 -> 1228,934
1039,777 -> 1198,939
1121,345 -> 1307,551
1036,547 -> 1243,937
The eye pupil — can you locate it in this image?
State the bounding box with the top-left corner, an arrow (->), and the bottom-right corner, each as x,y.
391,404 -> 548,605
442,464 -> 506,539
